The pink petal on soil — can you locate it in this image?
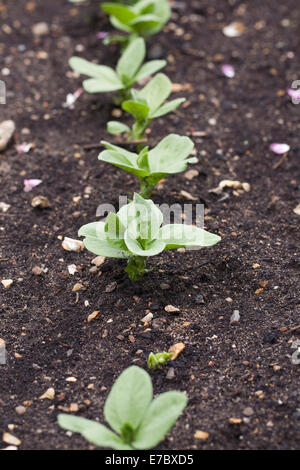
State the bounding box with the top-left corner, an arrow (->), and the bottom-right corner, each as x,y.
16,143 -> 33,154
221,64 -> 235,78
97,32 -> 108,40
286,88 -> 300,101
269,143 -> 290,154
63,88 -> 83,109
24,179 -> 42,192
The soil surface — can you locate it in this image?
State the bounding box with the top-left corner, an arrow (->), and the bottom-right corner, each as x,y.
0,0 -> 300,450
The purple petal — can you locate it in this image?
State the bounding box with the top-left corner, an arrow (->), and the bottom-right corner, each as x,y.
221,64 -> 235,78
269,143 -> 290,155
16,143 -> 33,154
286,88 -> 300,101
97,32 -> 108,40
24,179 -> 42,192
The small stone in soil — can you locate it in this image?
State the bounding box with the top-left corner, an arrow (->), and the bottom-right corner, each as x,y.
2,432 -> 21,446
31,196 -> 51,209
230,310 -> 240,323
165,305 -> 180,313
32,22 -> 49,36
243,407 -> 254,416
1,279 -> 13,289
166,367 -> 175,380
194,430 -> 209,440
105,282 -> 117,293
0,120 -> 15,151
194,294 -> 205,304
15,406 -> 26,415
92,256 -> 106,267
32,266 -> 43,276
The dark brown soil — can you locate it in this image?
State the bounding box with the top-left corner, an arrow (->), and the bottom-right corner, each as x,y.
0,0 -> 300,451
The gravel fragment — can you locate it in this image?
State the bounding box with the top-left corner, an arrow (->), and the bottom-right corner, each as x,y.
0,120 -> 15,151
230,310 -> 240,323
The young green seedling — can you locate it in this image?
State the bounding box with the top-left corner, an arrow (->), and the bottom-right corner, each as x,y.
78,193 -> 221,281
147,352 -> 173,370
99,134 -> 197,198
101,0 -> 171,47
58,365 -> 187,450
69,38 -> 166,104
107,73 -> 185,140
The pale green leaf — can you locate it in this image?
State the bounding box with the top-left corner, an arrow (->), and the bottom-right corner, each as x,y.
124,231 -> 165,256
107,121 -> 130,135
150,98 -> 185,119
139,73 -> 172,113
147,134 -> 194,174
83,78 -> 124,93
160,224 -> 221,250
104,366 -> 153,434
69,57 -> 120,83
122,100 -> 150,121
99,150 -> 148,178
116,37 -> 145,81
58,414 -> 132,450
134,60 -> 166,81
132,391 -> 187,449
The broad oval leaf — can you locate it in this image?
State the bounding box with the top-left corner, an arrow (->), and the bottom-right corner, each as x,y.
132,391 -> 187,449
134,60 -> 166,82
104,366 -> 153,434
116,37 -> 146,81
58,414 -> 132,450
122,100 -> 150,121
69,57 -> 120,82
107,121 -> 130,135
147,134 -> 194,174
101,3 -> 137,26
83,78 -> 124,94
83,237 -> 129,259
139,73 -> 172,113
160,224 -> 221,249
78,221 -> 106,240
129,14 -> 161,35
124,231 -> 165,257
150,97 -> 186,119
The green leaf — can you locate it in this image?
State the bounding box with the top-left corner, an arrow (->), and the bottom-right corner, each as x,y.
132,391 -> 187,449
129,14 -> 161,34
124,230 -> 165,256
83,237 -> 129,259
107,121 -> 130,135
147,134 -> 194,174
118,193 -> 163,240
101,3 -> 137,26
134,60 -> 166,81
116,37 -> 145,81
150,97 -> 185,119
122,100 -> 150,121
139,73 -> 172,113
78,221 -> 106,240
78,221 -> 129,258
58,414 -> 132,450
69,58 -> 120,82
137,147 -> 150,171
99,150 -> 148,178
83,78 -> 124,93
159,224 -> 221,250
104,366 -> 153,434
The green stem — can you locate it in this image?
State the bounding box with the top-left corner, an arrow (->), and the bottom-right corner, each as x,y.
125,256 -> 147,281
138,177 -> 155,199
